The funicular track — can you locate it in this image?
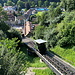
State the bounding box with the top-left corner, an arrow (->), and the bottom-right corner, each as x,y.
22,37 -> 75,75
44,51 -> 75,75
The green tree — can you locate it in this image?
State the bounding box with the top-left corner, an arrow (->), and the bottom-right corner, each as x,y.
47,6 -> 62,25
50,2 -> 57,8
0,21 -> 22,43
44,24 -> 58,48
12,0 -> 18,4
34,25 -> 45,39
61,0 -> 75,11
57,21 -> 75,47
38,0 -> 42,7
36,11 -> 48,26
54,6 -> 62,17
0,38 -> 27,75
0,6 -> 8,21
7,0 -> 15,6
0,21 -> 10,33
17,0 -> 25,10
44,0 -> 49,7
25,2 -> 30,10
47,6 -> 55,25
63,11 -> 75,22
8,28 -> 22,43
0,30 -> 7,40
30,1 -> 35,7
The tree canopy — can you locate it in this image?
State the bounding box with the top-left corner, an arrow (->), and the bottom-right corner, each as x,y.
0,6 -> 8,21
0,0 -> 60,8
0,38 -> 27,75
60,0 -> 75,11
0,5 -> 27,75
33,1 -> 75,48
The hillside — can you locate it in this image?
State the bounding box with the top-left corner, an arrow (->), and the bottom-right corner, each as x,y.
0,0 -> 60,7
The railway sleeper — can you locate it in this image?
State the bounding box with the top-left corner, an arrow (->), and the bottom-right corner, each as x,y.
52,61 -> 70,74
55,65 -> 67,75
44,55 -> 74,75
54,63 -> 74,75
64,67 -> 73,73
52,58 -> 73,73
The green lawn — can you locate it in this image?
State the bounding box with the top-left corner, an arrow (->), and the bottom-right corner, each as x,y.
36,12 -> 43,17
51,46 -> 75,66
33,68 -> 55,75
29,57 -> 47,67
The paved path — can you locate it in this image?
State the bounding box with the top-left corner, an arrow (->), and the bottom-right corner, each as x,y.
25,67 -> 48,75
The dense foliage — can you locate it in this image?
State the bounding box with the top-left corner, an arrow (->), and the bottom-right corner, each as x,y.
33,0 -> 75,49
0,0 -> 60,10
31,1 -> 75,67
0,38 -> 27,75
60,0 -> 75,11
0,21 -> 22,42
0,0 -> 75,74
0,6 -> 22,42
34,25 -> 45,39
0,6 -> 26,75
0,6 -> 8,21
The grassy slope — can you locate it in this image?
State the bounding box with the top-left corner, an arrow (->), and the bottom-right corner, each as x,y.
51,46 -> 75,66
33,68 -> 55,75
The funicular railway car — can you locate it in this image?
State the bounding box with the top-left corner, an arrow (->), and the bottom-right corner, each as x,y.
27,39 -> 47,55
34,39 -> 47,54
